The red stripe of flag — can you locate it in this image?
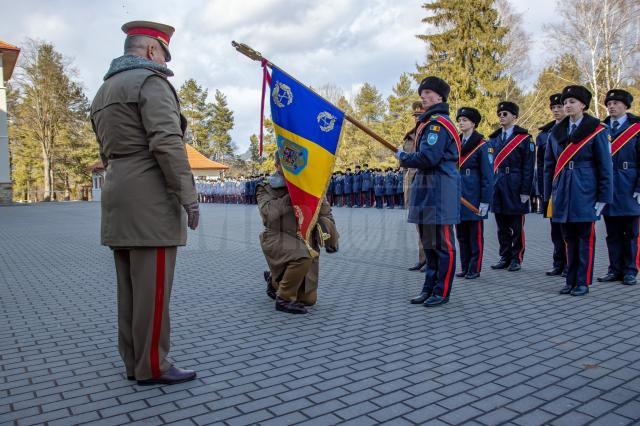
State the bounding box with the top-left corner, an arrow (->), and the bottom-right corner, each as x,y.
285,183 -> 321,240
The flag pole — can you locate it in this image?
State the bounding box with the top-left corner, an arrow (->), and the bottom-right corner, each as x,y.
232,41 -> 481,216
232,41 -> 398,152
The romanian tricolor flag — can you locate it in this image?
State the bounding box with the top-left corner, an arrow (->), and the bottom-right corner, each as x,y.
268,67 -> 344,255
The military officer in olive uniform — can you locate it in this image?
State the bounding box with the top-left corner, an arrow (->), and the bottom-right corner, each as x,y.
599,89 -> 640,286
91,21 -> 199,385
257,154 -> 338,314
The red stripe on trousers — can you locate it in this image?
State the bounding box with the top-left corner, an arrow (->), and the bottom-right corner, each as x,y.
443,226 -> 454,297
477,221 -> 483,272
518,216 -> 525,263
151,248 -> 166,378
586,223 -> 595,286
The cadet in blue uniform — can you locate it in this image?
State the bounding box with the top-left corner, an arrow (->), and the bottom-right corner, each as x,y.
374,169 -> 385,208
344,168 -> 353,207
599,89 -> 640,286
384,168 -> 396,209
362,164 -> 373,207
544,85 -> 613,296
538,94 -> 568,276
353,165 -> 363,207
395,169 -> 405,208
333,171 -> 344,207
327,173 -> 335,206
455,107 -> 492,279
397,76 -> 460,306
489,101 -> 535,272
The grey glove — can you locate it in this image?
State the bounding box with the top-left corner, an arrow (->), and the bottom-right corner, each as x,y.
183,201 -> 200,230
594,202 -> 606,217
479,203 -> 489,217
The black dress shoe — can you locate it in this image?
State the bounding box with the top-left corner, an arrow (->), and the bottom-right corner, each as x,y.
127,375 -> 135,381
409,262 -> 426,271
275,297 -> 308,314
455,271 -> 466,278
623,275 -> 637,286
491,260 -> 510,270
137,366 -> 197,386
410,292 -> 431,304
546,267 -> 563,276
571,285 -> 589,296
264,271 -> 276,300
507,262 -> 521,272
423,295 -> 448,307
465,272 -> 480,279
597,273 -> 621,282
559,285 -> 573,295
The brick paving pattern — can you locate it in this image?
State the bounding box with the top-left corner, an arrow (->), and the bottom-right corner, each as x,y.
1,203 -> 639,425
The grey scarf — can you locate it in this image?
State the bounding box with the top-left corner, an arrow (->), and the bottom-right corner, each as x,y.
104,55 -> 174,80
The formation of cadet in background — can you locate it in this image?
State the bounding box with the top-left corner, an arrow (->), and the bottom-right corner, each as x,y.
196,167 -> 406,209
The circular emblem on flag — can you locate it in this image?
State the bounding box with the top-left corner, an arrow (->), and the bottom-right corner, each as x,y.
317,111 -> 336,132
272,81 -> 293,108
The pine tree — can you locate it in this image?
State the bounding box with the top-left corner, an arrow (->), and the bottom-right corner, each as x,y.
415,0 -> 510,133
178,78 -> 214,157
210,89 -> 235,162
354,83 -> 385,124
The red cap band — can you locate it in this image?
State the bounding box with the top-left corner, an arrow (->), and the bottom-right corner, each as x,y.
126,27 -> 170,45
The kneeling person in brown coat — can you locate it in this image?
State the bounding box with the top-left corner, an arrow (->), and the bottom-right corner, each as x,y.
257,158 -> 338,314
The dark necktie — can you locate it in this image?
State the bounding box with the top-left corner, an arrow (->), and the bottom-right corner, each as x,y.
501,132 -> 506,144
612,120 -> 620,132
569,124 -> 577,137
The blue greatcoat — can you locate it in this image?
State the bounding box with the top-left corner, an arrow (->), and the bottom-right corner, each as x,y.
353,171 -> 362,193
344,173 -> 353,194
384,172 -> 396,195
536,121 -> 555,218
543,114 -> 613,223
374,174 -> 385,196
459,131 -> 493,221
398,102 -> 461,225
488,125 -> 535,215
334,175 -> 343,195
602,114 -> 640,216
327,176 -> 335,194
362,170 -> 372,191
396,170 -> 404,194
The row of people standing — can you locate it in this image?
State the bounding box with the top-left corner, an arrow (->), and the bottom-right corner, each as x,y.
397,74 -> 635,308
328,167 -> 406,209
196,176 -> 265,204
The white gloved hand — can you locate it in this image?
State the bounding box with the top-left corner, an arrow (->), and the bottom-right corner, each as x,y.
479,203 -> 489,216
520,194 -> 530,204
634,193 -> 640,205
595,202 -> 606,216
395,147 -> 405,159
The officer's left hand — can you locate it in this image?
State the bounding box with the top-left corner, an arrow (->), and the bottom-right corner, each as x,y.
520,195 -> 530,204
634,193 -> 640,205
594,202 -> 606,216
183,201 -> 200,230
395,147 -> 405,159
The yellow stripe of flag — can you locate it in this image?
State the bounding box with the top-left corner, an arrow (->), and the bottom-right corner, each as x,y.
273,123 -> 335,198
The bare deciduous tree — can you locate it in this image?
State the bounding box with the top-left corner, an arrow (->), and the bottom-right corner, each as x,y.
546,0 -> 640,118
